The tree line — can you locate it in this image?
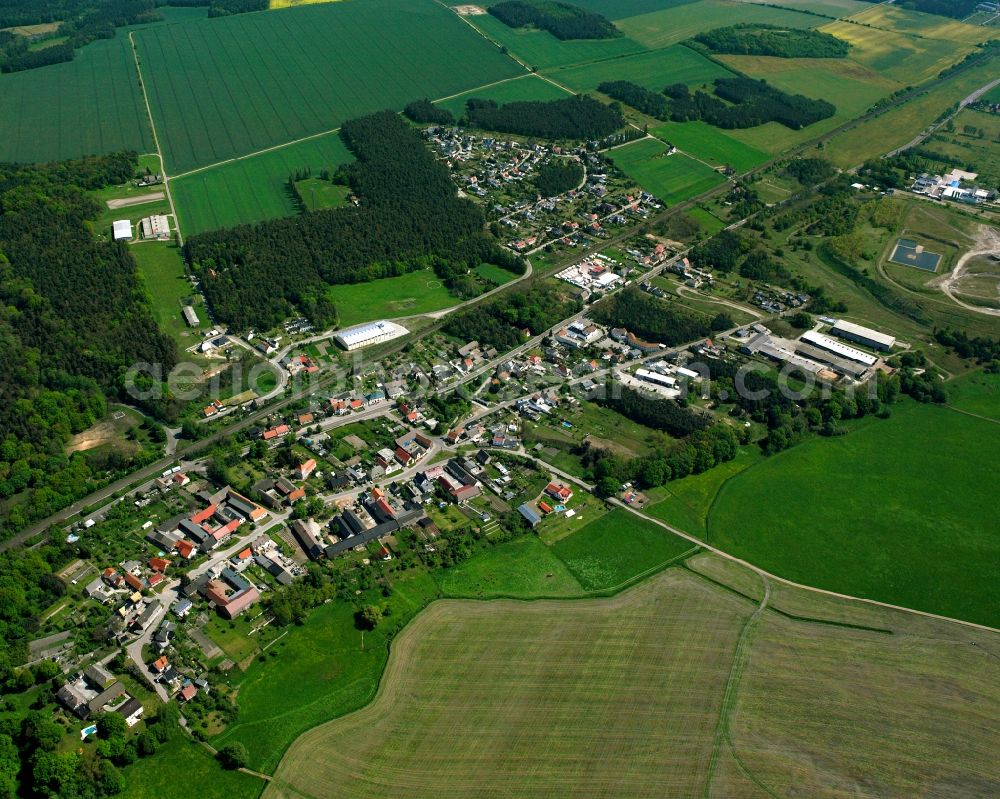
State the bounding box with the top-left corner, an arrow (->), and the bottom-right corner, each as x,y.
0,152 -> 177,535
403,98 -> 455,126
665,77 -> 835,130
598,81 -> 669,120
692,24 -> 849,59
488,0 -> 620,40
186,111 -> 523,331
463,95 -> 624,140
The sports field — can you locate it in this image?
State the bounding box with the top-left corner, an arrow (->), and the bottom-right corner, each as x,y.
616,0 -> 823,49
134,0 -> 524,172
0,35 -> 152,164
708,400 -> 1000,627
436,75 -> 572,119
264,564 -> 1000,799
607,138 -> 726,204
327,270 -> 462,326
544,44 -> 733,93
651,121 -> 769,171
171,131 -> 354,235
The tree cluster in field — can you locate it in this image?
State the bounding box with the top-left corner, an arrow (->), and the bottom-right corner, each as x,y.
403,98 -> 455,125
534,159 -> 584,196
443,283 -> 582,350
692,24 -> 849,59
0,152 -> 178,535
186,111 -> 523,331
0,0 -> 160,73
207,0 -> 268,16
591,287 -> 715,346
463,95 -> 624,140
784,157 -> 835,186
665,77 -> 835,130
488,0 -> 620,40
597,386 -> 710,438
597,80 -> 669,120
935,329 -> 1000,367
687,226 -> 791,282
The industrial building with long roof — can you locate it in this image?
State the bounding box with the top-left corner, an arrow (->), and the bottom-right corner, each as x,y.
334,320 -> 409,351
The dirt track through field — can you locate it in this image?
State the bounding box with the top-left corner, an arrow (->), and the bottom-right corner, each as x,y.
105,191 -> 165,209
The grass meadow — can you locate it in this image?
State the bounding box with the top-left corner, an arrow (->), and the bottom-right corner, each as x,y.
439,536 -> 585,598
550,507 -> 698,590
327,270 -> 461,326
708,399 -> 1000,627
0,35 -> 152,164
131,242 -> 207,344
171,131 -> 354,235
436,74 -> 572,119
134,0 -> 524,172
121,736 -> 262,799
651,120 -> 770,171
607,138 -> 726,204
844,3 -> 994,44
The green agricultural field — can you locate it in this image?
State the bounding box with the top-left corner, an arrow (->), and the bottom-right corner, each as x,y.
436,74 -> 572,119
945,369 -> 1000,422
716,56 -> 898,155
264,565 -> 1000,799
824,59 -> 1000,168
131,242 -> 206,344
551,507 -> 697,590
651,120 -> 770,171
732,0 -> 871,18
607,138 -> 726,204
171,131 -> 354,235
466,11 -> 646,71
134,0 -> 525,173
845,3 -> 994,44
544,44 -> 733,93
616,0 -> 823,50
708,400 -> 1000,627
568,0 -> 698,18
818,19 -> 976,84
328,269 -> 464,326
0,35 -> 152,164
439,536 -> 585,598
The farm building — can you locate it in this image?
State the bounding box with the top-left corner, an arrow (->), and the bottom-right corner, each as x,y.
799,331 -> 877,367
140,214 -> 170,240
182,306 -> 200,327
112,219 -> 133,241
830,320 -> 895,352
334,320 -> 409,351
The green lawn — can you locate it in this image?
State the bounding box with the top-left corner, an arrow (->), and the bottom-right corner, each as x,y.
651,120 -> 770,172
607,138 -> 726,204
121,736 -> 263,799
134,0 -> 525,172
328,269 -> 461,326
551,508 -> 698,591
686,204 -> 727,233
474,262 -> 518,286
131,242 -> 206,344
171,131 -> 354,235
437,74 -> 572,118
945,369 -> 1000,422
708,401 -> 1000,627
294,176 -> 350,212
439,536 -> 585,598
211,569 -> 441,773
544,44 -> 733,93
466,12 -> 646,71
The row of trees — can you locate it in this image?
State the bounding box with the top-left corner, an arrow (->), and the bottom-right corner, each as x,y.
488,0 -> 620,40
597,81 -> 668,120
463,95 -> 624,140
187,111 -> 522,330
665,78 -> 835,130
692,24 -> 849,58
0,152 -> 178,535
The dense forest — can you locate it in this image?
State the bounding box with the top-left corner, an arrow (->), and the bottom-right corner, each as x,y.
665,77 -> 835,130
692,24 -> 849,58
591,287 -> 714,345
442,283 -> 581,350
597,386 -> 710,438
0,0 -> 159,72
488,0 -> 620,40
534,159 -> 584,196
0,152 -> 177,535
403,98 -> 455,126
463,95 -> 624,140
187,111 -> 523,331
598,80 -> 669,120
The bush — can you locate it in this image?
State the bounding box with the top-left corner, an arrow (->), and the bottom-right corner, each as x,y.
217,742 -> 249,770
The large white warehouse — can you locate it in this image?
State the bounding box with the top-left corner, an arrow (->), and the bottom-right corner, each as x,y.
334,320 -> 409,351
799,331 -> 877,366
830,320 -> 895,351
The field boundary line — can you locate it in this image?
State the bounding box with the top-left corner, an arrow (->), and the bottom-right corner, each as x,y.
129,31 -> 183,244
